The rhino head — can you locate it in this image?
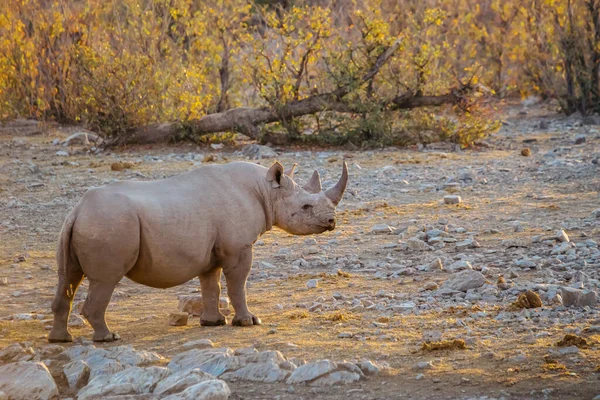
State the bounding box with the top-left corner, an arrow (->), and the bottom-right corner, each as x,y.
267,161 -> 348,235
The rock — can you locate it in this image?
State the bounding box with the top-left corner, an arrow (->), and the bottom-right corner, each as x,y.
427,258 -> 444,271
556,230 -> 570,242
306,279 -> 319,289
356,360 -> 382,376
0,343 -> 34,363
169,312 -> 189,326
446,260 -> 473,273
0,278 -> 7,286
521,148 -> 532,157
181,339 -> 215,350
574,134 -> 586,144
444,195 -> 462,205
60,345 -> 164,382
407,238 -> 432,251
591,209 -> 600,219
77,366 -> 169,400
415,361 -> 433,370
0,361 -> 58,400
371,224 -> 393,234
441,270 -> 486,292
560,287 -> 597,307
422,282 -> 438,291
55,150 -> 69,157
220,361 -> 292,383
286,360 -> 337,384
455,239 -> 480,250
63,360 -> 90,389
167,348 -> 238,376
551,242 -> 573,255
178,295 -> 203,316
154,368 -> 216,396
311,370 -> 361,386
162,379 -> 231,400
241,144 -> 277,160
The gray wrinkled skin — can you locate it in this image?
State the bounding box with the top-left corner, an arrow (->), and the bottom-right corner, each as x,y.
49,161 -> 348,342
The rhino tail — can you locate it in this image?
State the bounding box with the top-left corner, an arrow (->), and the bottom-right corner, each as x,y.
56,208 -> 83,284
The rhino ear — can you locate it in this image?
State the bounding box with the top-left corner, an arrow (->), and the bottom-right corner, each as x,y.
303,170 -> 322,194
267,161 -> 285,188
284,163 -> 297,179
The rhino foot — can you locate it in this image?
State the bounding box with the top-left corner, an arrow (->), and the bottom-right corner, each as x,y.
48,331 -> 73,343
93,332 -> 121,342
200,318 -> 227,327
232,314 -> 262,327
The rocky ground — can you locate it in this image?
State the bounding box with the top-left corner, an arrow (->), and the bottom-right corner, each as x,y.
0,102 -> 599,399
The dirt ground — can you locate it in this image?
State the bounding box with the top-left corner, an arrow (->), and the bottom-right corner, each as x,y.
1,103 -> 599,399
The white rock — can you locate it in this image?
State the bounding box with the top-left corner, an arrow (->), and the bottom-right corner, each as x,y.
221,361 -> 291,383
154,368 -> 216,396
560,287 -> 597,307
556,229 -> 570,242
162,379 -> 231,400
63,360 -> 90,389
441,270 -> 486,292
311,371 -> 361,386
167,348 -> 238,376
0,343 -> 34,363
178,295 -> 203,316
371,224 -> 393,234
181,339 -> 215,350
445,260 -> 472,272
357,360 -> 382,376
0,361 -> 58,400
55,150 -> 69,156
444,195 -> 462,204
407,238 -> 431,251
77,366 -> 169,400
306,279 -> 319,289
286,360 -> 337,384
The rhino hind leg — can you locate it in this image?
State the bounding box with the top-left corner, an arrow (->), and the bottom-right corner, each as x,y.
224,250 -> 261,327
82,280 -> 120,342
49,267 -> 84,343
199,268 -> 227,326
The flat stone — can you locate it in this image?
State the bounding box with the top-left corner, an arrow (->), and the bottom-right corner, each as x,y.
306,279 -> 319,289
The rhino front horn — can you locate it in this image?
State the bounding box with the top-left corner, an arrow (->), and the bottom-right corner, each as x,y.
325,162 -> 348,206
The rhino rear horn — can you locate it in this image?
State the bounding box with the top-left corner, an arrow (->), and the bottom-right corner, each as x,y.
284,163 -> 297,179
325,162 -> 348,205
303,170 -> 322,194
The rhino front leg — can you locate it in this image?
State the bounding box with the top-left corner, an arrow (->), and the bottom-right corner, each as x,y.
223,249 -> 261,326
82,280 -> 120,342
199,268 -> 226,326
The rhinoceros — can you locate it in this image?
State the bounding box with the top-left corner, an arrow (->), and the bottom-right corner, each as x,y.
49,161 -> 348,342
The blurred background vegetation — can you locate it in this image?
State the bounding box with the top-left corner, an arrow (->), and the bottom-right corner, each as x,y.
0,0 -> 598,147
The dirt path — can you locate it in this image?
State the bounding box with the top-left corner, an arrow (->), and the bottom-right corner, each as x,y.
1,104 -> 599,399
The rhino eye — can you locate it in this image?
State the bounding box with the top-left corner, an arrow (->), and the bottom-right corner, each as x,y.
302,204 -> 313,211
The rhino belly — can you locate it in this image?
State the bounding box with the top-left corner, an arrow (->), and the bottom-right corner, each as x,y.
126,242 -> 217,289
